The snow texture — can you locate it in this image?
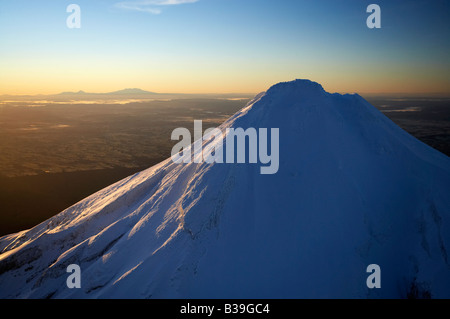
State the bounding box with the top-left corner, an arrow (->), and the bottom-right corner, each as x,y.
0,79 -> 449,298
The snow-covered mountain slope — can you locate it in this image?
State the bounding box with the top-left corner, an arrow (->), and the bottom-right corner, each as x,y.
1,79 -> 449,298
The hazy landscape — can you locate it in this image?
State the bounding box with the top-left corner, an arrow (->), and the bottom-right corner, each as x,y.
0,94 -> 252,236
365,96 -> 450,156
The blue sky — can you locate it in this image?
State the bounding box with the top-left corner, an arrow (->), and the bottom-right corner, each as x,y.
0,0 -> 449,94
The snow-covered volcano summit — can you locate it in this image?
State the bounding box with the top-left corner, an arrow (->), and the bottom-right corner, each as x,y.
1,79 -> 449,298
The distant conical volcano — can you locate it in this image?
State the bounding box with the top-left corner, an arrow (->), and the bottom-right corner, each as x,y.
1,79 -> 449,298
108,88 -> 156,95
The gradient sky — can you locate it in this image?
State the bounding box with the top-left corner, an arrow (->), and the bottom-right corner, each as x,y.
0,0 -> 449,95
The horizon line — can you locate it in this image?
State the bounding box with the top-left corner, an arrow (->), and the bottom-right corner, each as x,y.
1,89 -> 450,98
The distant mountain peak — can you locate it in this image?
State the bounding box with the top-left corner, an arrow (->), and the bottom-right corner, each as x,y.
109,88 -> 155,95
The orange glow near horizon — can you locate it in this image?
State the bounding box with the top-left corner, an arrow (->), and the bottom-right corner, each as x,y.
1,70 -> 450,96
1,52 -> 449,96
